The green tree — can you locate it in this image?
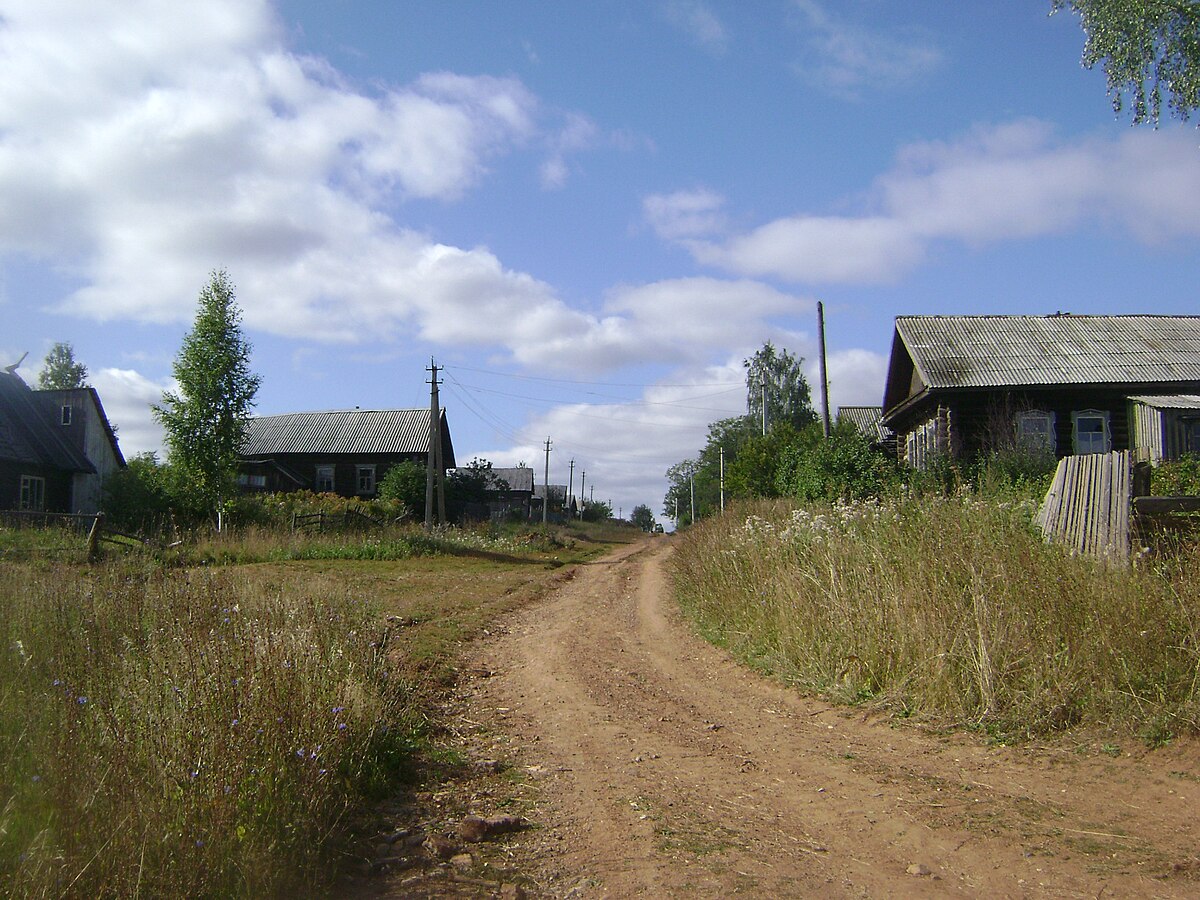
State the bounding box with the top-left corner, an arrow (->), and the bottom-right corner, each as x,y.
153,270 -> 261,522
1054,0 -> 1200,124
775,421 -> 897,502
37,341 -> 89,390
630,503 -> 656,531
446,458 -> 506,522
377,460 -> 427,517
744,341 -> 817,434
582,498 -> 613,522
725,421 -> 802,499
102,452 -> 175,532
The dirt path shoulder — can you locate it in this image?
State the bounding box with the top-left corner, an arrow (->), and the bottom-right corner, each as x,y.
389,537 -> 1200,897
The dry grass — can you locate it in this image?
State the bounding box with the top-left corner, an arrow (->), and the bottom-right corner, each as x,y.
672,496 -> 1200,743
0,522 -> 615,897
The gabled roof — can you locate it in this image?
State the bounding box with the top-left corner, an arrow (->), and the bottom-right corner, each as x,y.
241,408 -> 455,467
38,387 -> 126,467
884,315 -> 1200,418
484,466 -> 535,492
0,372 -> 95,472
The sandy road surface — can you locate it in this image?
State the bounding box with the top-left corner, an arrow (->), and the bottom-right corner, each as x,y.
447,537 -> 1200,898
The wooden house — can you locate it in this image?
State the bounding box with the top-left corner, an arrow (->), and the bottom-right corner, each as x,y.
237,408 -> 455,498
880,315 -> 1200,468
481,466 -> 536,521
0,371 -> 125,513
835,405 -> 896,454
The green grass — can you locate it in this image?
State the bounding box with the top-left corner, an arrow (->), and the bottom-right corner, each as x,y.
672,495 -> 1200,742
0,521 -> 619,898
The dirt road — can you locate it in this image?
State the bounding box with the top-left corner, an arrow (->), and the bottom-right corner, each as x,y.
438,537 -> 1200,897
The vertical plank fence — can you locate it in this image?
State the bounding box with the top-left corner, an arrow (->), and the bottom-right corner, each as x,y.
1035,450 -> 1132,563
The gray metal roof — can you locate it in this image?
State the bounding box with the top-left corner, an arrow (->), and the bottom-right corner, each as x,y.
897,315 -> 1200,389
242,408 -> 445,456
836,406 -> 893,442
1129,394 -> 1200,410
485,466 -> 535,492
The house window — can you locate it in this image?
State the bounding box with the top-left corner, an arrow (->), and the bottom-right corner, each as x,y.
20,475 -> 45,511
60,405 -> 72,426
315,465 -> 335,493
237,473 -> 267,488
1187,419 -> 1200,454
356,465 -> 376,496
1071,409 -> 1111,455
1016,410 -> 1055,455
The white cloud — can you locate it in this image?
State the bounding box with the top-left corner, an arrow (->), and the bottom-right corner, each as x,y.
789,0 -> 941,98
663,1 -> 730,56
90,367 -> 171,458
659,120 -> 1200,285
643,188 -> 727,241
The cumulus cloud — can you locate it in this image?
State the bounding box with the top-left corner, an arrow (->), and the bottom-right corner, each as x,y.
90,367 -> 172,457
656,120 -> 1200,285
789,0 -> 941,98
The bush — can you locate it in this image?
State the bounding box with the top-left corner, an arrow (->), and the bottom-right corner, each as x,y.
775,423 -> 898,502
1153,453 -> 1200,495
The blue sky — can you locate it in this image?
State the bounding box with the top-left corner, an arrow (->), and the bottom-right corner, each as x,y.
2,1 -> 1198,519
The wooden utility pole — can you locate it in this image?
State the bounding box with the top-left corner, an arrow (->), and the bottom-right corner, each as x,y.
818,301 -> 831,439
579,471 -> 586,519
542,436 -> 552,524
567,458 -> 575,519
425,359 -> 445,530
720,446 -> 725,513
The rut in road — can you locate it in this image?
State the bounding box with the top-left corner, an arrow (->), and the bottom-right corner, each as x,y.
461,538 -> 1200,898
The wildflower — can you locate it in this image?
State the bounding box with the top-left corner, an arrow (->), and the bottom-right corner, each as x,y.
77,696 -> 88,705
337,723 -> 347,731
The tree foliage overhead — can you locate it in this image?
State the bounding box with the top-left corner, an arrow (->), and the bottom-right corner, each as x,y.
1054,0 -> 1200,124
37,341 -> 89,390
154,270 -> 261,518
743,341 -> 817,433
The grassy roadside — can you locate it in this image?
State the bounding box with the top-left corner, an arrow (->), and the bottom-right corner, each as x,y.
672,496 -> 1200,744
0,520 -> 630,898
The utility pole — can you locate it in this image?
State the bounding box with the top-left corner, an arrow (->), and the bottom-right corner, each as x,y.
542,437 -> 552,523
425,360 -> 446,530
818,300 -> 831,438
567,458 -> 575,519
719,446 -> 725,513
579,471 -> 586,519
760,378 -> 767,436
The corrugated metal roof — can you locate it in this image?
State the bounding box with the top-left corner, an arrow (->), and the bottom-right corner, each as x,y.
1129,394 -> 1200,410
242,409 -> 441,456
486,467 -> 535,492
897,316 -> 1200,389
836,406 -> 893,442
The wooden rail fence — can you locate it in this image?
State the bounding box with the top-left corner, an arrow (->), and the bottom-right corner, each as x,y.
1035,450 -> 1200,562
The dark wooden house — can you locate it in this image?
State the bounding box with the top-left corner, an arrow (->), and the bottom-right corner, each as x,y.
881,315 -> 1200,468
237,408 -> 455,498
0,371 -> 125,513
481,466 -> 536,521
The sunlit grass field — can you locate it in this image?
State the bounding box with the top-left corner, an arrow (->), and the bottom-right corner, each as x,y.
0,520 -> 622,898
673,495 -> 1200,744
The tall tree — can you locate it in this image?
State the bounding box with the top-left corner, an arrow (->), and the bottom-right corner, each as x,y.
630,503 -> 656,531
154,270 -> 261,520
37,342 -> 89,390
743,341 -> 817,433
1054,0 -> 1200,124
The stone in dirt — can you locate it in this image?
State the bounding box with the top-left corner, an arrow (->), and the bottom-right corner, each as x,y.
460,813 -> 526,842
423,834 -> 460,859
906,863 -> 932,877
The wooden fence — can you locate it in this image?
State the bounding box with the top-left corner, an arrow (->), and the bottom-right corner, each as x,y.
291,508 -> 387,534
0,509 -> 153,560
1035,451 -> 1200,562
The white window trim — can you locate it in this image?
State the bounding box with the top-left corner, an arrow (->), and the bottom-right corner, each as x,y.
1071,409 -> 1112,455
315,464 -> 335,493
1016,409 -> 1056,455
356,464 -> 376,496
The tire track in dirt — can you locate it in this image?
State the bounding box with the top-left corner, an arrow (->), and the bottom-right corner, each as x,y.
459,538 -> 1200,898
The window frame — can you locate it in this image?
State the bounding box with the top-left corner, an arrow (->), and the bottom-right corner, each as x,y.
1071,409 -> 1112,455
19,475 -> 46,511
356,464 -> 376,496
1016,409 -> 1056,455
60,405 -> 72,426
315,465 -> 335,493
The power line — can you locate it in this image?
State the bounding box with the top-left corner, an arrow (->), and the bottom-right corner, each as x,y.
446,363 -> 738,389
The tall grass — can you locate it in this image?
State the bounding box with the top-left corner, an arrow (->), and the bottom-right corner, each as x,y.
673,496 -> 1200,742
0,561 -> 415,898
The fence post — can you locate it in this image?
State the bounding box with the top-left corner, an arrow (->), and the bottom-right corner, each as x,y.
86,512 -> 104,562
